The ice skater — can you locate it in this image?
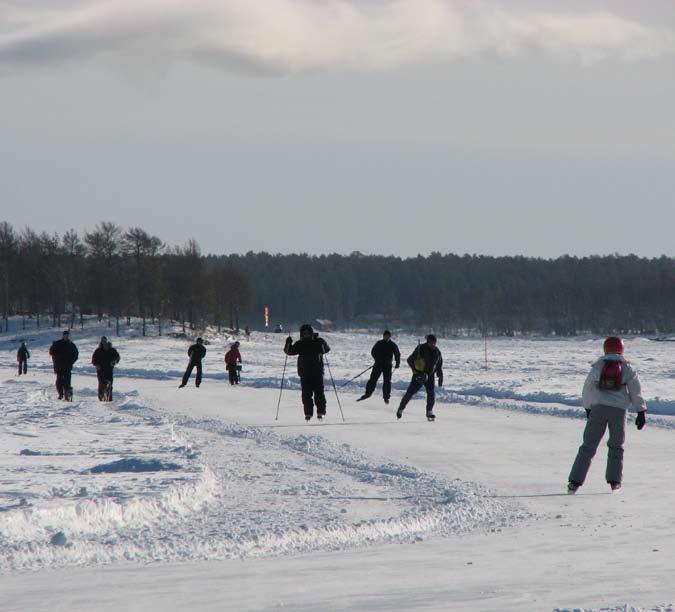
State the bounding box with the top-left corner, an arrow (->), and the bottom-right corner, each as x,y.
17,341 -> 30,375
357,330 -> 400,404
284,324 -> 331,421
91,336 -> 120,401
179,337 -> 206,388
225,341 -> 242,385
396,334 -> 443,421
49,330 -> 79,400
567,336 -> 647,494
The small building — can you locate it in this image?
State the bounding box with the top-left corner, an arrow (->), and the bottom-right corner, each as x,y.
314,319 -> 334,332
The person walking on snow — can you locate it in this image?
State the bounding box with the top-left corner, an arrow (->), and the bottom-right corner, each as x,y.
179,337 -> 206,388
17,341 -> 30,375
49,330 -> 79,400
396,334 -> 443,421
567,336 -> 647,494
358,330 -> 400,404
225,341 -> 242,385
284,324 -> 331,421
91,336 -> 120,401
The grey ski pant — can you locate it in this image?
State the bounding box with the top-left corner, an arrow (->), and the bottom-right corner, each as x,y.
569,404 -> 627,485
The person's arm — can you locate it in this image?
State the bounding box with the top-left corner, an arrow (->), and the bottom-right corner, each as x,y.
436,353 -> 443,385
625,365 -> 646,412
92,350 -> 98,368
320,339 -> 330,354
112,349 -> 120,365
371,342 -> 378,361
581,367 -> 595,412
26,348 -> 30,359
72,344 -> 79,365
406,348 -> 417,370
284,337 -> 299,355
393,343 -> 401,368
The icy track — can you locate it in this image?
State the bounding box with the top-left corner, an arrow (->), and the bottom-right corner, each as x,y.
0,373 -> 524,571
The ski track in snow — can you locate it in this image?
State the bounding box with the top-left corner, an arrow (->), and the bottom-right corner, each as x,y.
0,371 -> 526,572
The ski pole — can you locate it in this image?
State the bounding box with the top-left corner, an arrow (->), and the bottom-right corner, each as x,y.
324,354 -> 345,422
275,354 -> 288,421
339,365 -> 374,388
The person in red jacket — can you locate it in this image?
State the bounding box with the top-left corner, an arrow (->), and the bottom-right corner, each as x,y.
224,341 -> 242,385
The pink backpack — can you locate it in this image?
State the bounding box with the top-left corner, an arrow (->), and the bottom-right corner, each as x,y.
598,360 -> 624,391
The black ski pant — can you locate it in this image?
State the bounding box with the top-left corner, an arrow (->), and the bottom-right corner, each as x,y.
364,363 -> 393,400
18,360 -> 27,375
398,374 -> 435,413
300,372 -> 326,418
96,368 -> 114,401
182,360 -> 202,387
54,367 -> 72,398
227,365 -> 239,385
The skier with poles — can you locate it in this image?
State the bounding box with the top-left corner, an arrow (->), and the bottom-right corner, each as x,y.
225,341 -> 242,385
396,334 -> 443,421
284,324 -> 331,421
49,330 -> 79,400
567,336 -> 647,494
91,336 -> 120,401
179,337 -> 206,388
17,341 -> 30,375
357,330 -> 400,404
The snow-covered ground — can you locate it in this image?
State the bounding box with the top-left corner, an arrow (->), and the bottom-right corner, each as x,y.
1,321 -> 674,611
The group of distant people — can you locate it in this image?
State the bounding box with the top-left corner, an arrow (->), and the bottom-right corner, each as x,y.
13,325 -> 648,493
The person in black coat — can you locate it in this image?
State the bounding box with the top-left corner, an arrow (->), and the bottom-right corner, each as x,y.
91,336 -> 120,401
179,337 -> 206,388
358,330 -> 400,404
17,341 -> 30,375
284,324 -> 330,421
396,334 -> 443,420
49,330 -> 79,400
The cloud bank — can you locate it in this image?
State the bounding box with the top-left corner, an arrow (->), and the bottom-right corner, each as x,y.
1,0 -> 673,74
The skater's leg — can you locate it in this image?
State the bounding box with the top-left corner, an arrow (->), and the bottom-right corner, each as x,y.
569,406 -> 609,486
605,407 -> 627,485
398,377 -> 424,412
181,362 -> 194,387
382,365 -> 392,401
363,365 -> 382,398
23,361 -> 27,375
314,375 -> 327,417
425,376 -> 436,413
300,376 -> 314,419
96,371 -> 106,401
195,361 -> 202,387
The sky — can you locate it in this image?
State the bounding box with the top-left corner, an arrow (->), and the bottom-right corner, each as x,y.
1,0 -> 674,258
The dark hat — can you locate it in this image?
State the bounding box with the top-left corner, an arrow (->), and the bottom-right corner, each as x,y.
299,324 -> 314,336
62,330 -> 70,336
383,330 -> 392,336
426,334 -> 437,343
196,337 -> 203,343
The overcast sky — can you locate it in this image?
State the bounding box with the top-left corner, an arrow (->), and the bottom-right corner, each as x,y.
1,0 -> 674,258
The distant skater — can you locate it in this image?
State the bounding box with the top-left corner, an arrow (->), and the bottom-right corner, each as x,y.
567,336 -> 647,494
358,330 -> 400,404
225,341 -> 242,385
49,330 -> 79,400
179,337 -> 206,388
92,336 -> 120,401
396,334 -> 443,421
284,324 -> 331,421
17,341 -> 30,375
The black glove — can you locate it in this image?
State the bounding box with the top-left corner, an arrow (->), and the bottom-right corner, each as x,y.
285,336 -> 292,346
395,363 -> 400,369
585,409 -> 591,419
635,411 -> 646,430
437,377 -> 443,387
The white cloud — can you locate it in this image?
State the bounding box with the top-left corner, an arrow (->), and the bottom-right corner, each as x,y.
0,0 -> 673,74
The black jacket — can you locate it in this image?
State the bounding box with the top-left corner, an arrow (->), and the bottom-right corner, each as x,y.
285,336 -> 330,377
92,346 -> 120,373
188,343 -> 206,362
49,339 -> 79,369
371,339 -> 400,367
407,343 -> 443,382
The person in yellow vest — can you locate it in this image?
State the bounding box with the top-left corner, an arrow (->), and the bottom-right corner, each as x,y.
396,334 -> 443,421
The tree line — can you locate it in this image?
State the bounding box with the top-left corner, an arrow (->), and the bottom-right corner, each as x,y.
1,220 -> 672,336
